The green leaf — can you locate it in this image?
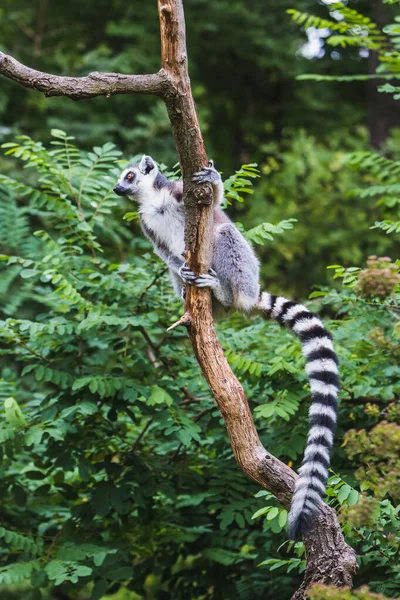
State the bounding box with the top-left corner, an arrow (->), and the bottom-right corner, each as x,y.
91,580 -> 109,600
46,560 -> 92,585
251,506 -> 272,520
24,470 -> 47,480
203,548 -> 240,566
20,269 -> 40,279
147,385 -> 174,407
337,484 -> 352,504
4,397 -> 27,429
347,489 -> 360,506
266,507 -> 279,521
278,510 -> 288,528
77,221 -> 92,232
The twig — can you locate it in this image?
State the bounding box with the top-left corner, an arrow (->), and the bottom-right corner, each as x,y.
167,313 -> 190,332
15,340 -> 52,363
46,522 -> 66,559
132,418 -> 154,453
138,267 -> 168,303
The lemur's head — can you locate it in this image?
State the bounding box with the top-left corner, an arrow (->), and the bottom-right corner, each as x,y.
114,155 -> 158,200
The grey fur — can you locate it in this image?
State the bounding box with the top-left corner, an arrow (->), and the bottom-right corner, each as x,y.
114,155 -> 340,541
140,219 -> 185,272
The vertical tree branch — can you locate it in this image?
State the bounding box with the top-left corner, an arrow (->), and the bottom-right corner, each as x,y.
157,2 -> 357,598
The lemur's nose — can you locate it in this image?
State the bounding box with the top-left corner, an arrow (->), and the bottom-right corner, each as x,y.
113,185 -> 126,196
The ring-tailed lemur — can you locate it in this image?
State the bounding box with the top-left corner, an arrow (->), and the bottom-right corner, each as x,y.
114,155 -> 339,540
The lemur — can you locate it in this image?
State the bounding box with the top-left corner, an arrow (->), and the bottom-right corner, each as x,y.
114,155 -> 339,540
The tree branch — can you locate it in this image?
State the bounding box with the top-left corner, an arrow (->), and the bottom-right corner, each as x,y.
0,51 -> 168,100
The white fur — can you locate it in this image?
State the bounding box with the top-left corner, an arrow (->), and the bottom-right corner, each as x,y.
298,461 -> 328,478
272,296 -> 289,318
295,476 -> 326,494
282,304 -> 307,322
290,486 -> 322,506
302,337 -> 335,357
309,403 -> 337,422
308,425 -> 334,445
306,358 -> 339,375
259,292 -> 273,311
139,188 -> 185,259
292,316 -> 323,334
303,443 -> 330,463
309,380 -> 338,397
236,290 -> 258,311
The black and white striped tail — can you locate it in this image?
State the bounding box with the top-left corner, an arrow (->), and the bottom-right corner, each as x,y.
258,292 -> 339,540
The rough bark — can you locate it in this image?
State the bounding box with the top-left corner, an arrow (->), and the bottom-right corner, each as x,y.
0,52 -> 167,100
0,2 -> 357,597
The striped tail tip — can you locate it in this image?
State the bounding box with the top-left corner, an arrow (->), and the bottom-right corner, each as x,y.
258,291 -> 339,539
288,468 -> 327,539
288,487 -> 323,540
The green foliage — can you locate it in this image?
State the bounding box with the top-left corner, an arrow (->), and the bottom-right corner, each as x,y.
244,219 -> 297,246
288,4 -> 385,51
222,163 -> 260,205
307,584 -> 395,600
289,1 -> 400,103
244,130 -> 397,295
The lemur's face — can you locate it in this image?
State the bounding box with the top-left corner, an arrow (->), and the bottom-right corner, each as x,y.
113,155 -> 158,200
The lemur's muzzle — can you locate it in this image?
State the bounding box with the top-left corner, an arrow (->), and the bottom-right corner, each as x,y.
113,184 -> 128,196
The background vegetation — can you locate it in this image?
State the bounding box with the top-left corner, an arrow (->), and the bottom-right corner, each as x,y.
0,1 -> 399,599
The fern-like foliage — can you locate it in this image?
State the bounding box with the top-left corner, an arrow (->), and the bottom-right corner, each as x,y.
223,163 -> 260,205
1,129 -> 122,255
224,348 -> 263,377
0,527 -> 43,556
372,220 -> 400,234
244,219 -> 297,246
288,3 -> 400,92
342,150 -> 400,239
288,4 -> 384,51
0,130 -> 399,598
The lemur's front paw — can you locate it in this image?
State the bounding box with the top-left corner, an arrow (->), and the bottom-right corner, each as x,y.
179,264 -> 196,284
192,160 -> 221,185
194,269 -> 219,289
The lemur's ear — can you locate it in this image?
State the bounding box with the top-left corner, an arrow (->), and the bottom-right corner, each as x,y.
139,155 -> 156,175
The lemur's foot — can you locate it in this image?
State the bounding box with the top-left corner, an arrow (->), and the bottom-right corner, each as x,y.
179,264 -> 196,284
192,160 -> 221,185
194,269 -> 219,289
179,264 -> 219,290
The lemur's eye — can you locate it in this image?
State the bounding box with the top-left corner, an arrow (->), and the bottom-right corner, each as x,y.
126,172 -> 135,181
